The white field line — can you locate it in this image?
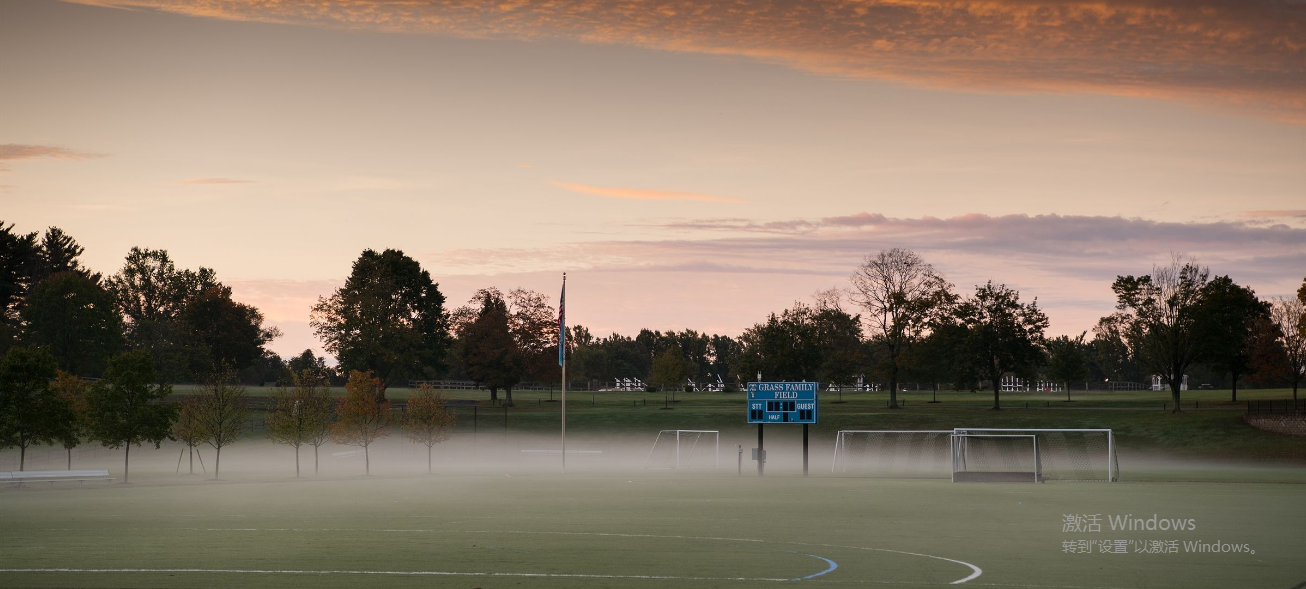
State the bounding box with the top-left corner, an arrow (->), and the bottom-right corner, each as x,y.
459,530 -> 982,584
15,528 -> 985,585
0,568 -> 789,582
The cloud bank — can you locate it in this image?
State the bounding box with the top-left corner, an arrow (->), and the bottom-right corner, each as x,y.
236,212 -> 1305,356
67,0 -> 1306,121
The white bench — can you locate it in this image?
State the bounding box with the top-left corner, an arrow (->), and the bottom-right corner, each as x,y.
1,469 -> 114,486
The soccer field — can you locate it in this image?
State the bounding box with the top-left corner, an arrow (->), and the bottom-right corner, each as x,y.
2,468 -> 1304,589
4,387 -> 1305,588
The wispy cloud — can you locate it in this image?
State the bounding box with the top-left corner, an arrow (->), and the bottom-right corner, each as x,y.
1238,208 -> 1306,224
550,180 -> 745,204
179,177 -> 255,185
0,144 -> 107,171
64,0 -> 1306,121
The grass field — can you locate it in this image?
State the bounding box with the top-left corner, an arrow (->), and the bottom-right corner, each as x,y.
3,387 -> 1304,588
2,474 -> 1304,588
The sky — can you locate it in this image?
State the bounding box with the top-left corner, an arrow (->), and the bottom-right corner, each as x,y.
2,0 -> 1304,359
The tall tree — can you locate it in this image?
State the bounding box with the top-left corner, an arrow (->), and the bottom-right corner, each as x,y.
850,249 -> 953,409
106,247 -> 219,381
33,227 -> 94,283
649,347 -> 693,392
311,249 -> 450,397
21,271 -> 124,377
87,350 -> 176,482
811,303 -> 865,387
1047,332 -> 1089,401
0,347 -> 61,470
1266,294 -> 1306,399
1112,255 -> 1210,412
737,305 -> 820,382
181,285 -> 281,376
287,349 -> 331,381
507,288 -> 560,399
195,366 -> 248,479
331,370 -> 392,475
0,221 -> 39,352
402,384 -> 456,473
1194,277 -> 1268,402
954,282 -> 1049,410
1090,313 -> 1141,385
459,289 -> 523,405
266,369 -> 333,477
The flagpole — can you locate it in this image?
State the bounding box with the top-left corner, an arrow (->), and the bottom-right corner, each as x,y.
560,272 -> 567,474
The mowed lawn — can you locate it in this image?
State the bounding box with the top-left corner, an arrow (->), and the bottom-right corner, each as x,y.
2,473 -> 1304,589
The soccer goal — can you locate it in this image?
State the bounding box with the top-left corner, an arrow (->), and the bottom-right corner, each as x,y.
830,430 -> 954,478
643,430 -> 719,469
952,433 -> 1041,482
953,428 -> 1119,482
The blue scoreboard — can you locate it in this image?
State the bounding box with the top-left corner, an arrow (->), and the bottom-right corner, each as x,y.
746,382 -> 818,424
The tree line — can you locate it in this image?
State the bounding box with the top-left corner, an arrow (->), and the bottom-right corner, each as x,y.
2,221 -> 282,383
0,345 -> 454,478
4,216 -> 1305,423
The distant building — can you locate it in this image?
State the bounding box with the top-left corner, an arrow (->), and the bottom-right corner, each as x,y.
1151,374 -> 1188,391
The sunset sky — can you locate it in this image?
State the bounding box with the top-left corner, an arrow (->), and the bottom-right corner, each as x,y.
3,0 -> 1304,359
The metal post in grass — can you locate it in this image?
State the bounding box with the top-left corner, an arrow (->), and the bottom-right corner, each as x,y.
794,425 -> 804,477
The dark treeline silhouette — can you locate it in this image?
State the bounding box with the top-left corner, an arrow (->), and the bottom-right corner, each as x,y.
2,215 -> 1304,433
3,219 -> 1306,477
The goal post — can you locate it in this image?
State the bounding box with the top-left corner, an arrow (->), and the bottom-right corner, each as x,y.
830,430 -> 954,478
643,430 -> 720,469
953,428 -> 1119,482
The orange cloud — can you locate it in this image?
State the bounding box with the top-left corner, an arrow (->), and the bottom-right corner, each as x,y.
0,143 -> 106,161
179,177 -> 254,185
64,0 -> 1306,121
550,180 -> 744,203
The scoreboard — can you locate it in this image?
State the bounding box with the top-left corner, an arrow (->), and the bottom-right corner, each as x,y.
746,382 -> 818,424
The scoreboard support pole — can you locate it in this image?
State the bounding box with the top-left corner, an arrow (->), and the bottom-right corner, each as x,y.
803,423 -> 809,477
757,423 -> 764,476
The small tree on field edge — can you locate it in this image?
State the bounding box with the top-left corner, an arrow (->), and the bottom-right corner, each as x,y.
87,350 -> 176,483
195,366 -> 248,479
173,396 -> 205,475
267,369 -> 334,477
332,370 -> 392,475
402,384 -> 456,473
0,347 -> 61,471
50,371 -> 90,470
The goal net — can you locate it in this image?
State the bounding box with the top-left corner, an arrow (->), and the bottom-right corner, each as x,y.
953,428 -> 1118,482
952,434 -> 1040,482
830,430 -> 953,478
643,430 -> 719,469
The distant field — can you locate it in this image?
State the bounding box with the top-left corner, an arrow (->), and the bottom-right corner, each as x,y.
163,385 -> 1306,465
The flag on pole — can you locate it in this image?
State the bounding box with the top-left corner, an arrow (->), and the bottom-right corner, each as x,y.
558,273 -> 566,366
